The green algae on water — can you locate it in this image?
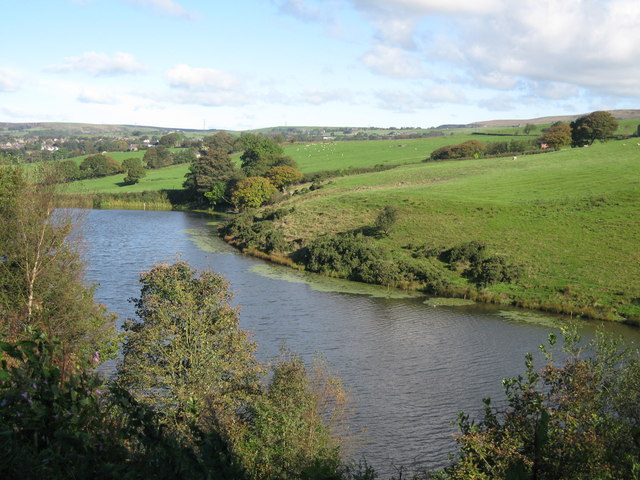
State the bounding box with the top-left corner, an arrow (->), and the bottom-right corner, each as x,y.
250,263 -> 420,299
425,297 -> 476,306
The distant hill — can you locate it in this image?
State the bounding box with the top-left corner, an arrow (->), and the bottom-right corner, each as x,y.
2,108 -> 639,135
0,122 -> 216,137
471,109 -> 640,128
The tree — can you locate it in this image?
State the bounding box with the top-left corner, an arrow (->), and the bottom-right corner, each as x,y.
79,154 -> 122,178
124,166 -> 146,185
239,134 -> 286,177
523,123 -> 536,135
231,177 -> 278,210
54,159 -> 81,182
143,146 -> 173,169
158,132 -> 183,147
539,122 -> 572,150
172,148 -> 197,165
570,111 -> 619,146
0,167 -> 116,368
122,157 -> 146,184
374,205 -> 399,236
117,262 -> 263,441
203,131 -> 236,153
121,156 -> 143,171
264,165 -> 303,191
183,147 -> 238,205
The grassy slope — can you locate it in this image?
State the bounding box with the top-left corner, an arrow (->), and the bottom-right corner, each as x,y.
274,140 -> 640,320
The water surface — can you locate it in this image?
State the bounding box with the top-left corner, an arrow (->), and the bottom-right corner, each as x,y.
81,209 -> 640,475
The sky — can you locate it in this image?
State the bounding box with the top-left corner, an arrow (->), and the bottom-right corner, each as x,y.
1,0 -> 639,131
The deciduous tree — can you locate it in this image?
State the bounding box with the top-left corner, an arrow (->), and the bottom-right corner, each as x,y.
264,165 -> 303,191
143,146 -> 173,169
539,122 -> 572,150
231,177 -> 277,210
0,167 -> 116,368
570,111 -> 618,146
117,262 -> 263,440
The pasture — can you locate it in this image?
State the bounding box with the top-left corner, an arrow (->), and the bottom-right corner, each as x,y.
274,139 -> 640,320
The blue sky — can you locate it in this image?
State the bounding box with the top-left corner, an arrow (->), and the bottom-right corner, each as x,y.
1,0 -> 639,130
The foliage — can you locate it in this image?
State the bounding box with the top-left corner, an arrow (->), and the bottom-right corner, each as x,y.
158,132 -> 183,147
0,330 -> 246,480
231,176 -> 278,210
234,353 -> 346,480
144,146 -> 174,169
374,205 -> 400,236
429,140 -> 484,160
538,122 -> 572,150
571,111 -> 619,146
79,154 -> 123,178
440,241 -> 520,286
172,148 -> 198,165
54,159 -> 81,182
484,139 -> 537,156
239,134 -> 289,177
465,255 -> 522,286
204,131 -> 237,153
117,261 -> 263,442
0,167 -> 116,366
264,165 -> 303,191
122,157 -> 146,184
183,146 -> 238,205
221,214 -> 289,254
438,327 -> 640,480
124,166 -> 147,184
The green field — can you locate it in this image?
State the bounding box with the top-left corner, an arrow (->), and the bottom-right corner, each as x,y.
64,163 -> 190,194
63,133 -> 529,193
269,139 -> 640,321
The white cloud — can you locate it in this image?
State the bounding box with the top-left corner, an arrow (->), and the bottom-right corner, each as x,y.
126,0 -> 197,19
346,0 -> 640,99
362,45 -> 425,78
0,69 -> 22,92
528,82 -> 580,101
77,88 -> 118,104
47,52 -> 147,76
166,64 -> 241,91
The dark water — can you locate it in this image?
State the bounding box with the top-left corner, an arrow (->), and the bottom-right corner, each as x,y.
80,209 -> 640,475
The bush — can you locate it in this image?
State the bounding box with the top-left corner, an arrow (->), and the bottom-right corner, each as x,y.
440,328 -> 640,480
429,140 -> 484,160
465,255 -> 521,286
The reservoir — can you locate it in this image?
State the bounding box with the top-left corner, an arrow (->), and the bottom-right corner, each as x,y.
81,209 -> 640,475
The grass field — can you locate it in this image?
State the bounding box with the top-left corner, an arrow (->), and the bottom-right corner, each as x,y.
269,139 -> 640,321
64,163 -> 190,194
63,133 -> 530,193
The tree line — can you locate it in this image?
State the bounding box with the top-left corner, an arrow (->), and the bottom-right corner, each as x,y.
429,111 -> 624,161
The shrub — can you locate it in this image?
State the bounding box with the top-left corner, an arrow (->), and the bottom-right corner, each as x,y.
440,328 -> 640,480
429,140 -> 484,160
